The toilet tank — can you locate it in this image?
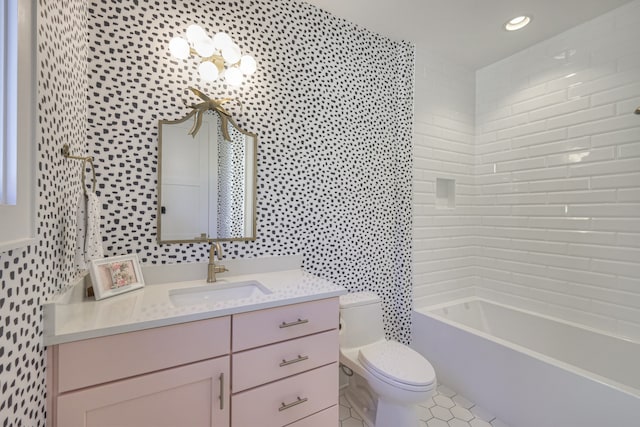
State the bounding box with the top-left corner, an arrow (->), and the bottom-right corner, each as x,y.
339,292 -> 385,349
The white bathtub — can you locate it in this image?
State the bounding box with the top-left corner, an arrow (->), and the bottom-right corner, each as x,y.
411,297 -> 640,427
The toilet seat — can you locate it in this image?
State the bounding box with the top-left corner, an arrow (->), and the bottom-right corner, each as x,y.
358,341 -> 436,392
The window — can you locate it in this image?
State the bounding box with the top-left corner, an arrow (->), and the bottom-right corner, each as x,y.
1,0 -> 17,205
0,0 -> 35,252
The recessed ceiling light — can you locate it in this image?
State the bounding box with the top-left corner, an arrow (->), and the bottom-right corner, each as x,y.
505,15 -> 531,31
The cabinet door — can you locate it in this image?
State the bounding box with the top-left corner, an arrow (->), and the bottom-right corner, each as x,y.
57,357 -> 230,427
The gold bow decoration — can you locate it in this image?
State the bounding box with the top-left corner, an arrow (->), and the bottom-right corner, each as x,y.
183,87 -> 241,140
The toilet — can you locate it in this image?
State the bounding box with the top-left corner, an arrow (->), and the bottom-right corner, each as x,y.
339,292 -> 436,427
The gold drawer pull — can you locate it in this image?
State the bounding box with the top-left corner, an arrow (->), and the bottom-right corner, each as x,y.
279,355 -> 309,367
279,318 -> 309,328
279,396 -> 308,412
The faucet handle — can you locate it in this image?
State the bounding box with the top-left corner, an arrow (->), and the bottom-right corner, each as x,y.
214,264 -> 228,274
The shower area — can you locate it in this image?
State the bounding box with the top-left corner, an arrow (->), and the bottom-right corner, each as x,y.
413,0 -> 640,343
411,0 -> 640,425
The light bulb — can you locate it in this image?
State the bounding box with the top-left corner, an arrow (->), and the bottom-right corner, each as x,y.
198,61 -> 219,82
225,67 -> 243,86
186,24 -> 207,43
194,36 -> 216,57
239,55 -> 257,75
169,37 -> 190,60
213,32 -> 232,51
222,43 -> 241,65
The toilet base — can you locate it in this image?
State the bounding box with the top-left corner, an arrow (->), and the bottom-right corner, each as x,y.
344,375 -> 376,426
344,372 -> 425,427
345,384 -> 422,427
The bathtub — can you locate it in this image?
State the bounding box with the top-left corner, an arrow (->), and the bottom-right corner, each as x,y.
411,297 -> 640,427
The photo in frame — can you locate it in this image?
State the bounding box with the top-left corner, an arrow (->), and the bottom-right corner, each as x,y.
89,254 -> 145,300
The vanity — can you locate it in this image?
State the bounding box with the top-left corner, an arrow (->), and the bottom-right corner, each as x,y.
43,86 -> 346,426
44,257 -> 345,427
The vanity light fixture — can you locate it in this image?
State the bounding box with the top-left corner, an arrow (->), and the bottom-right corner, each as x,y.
504,15 -> 531,31
169,24 -> 257,86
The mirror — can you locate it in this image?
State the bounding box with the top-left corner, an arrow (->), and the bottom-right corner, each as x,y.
158,109 -> 257,243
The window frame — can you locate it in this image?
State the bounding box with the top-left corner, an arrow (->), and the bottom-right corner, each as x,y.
0,0 -> 36,253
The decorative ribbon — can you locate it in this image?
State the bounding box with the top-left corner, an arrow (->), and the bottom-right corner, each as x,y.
183,87 -> 241,140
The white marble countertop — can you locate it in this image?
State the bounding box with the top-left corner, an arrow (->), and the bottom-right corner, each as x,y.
43,257 -> 346,346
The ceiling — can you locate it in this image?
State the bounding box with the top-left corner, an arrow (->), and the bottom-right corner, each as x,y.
302,0 -> 633,69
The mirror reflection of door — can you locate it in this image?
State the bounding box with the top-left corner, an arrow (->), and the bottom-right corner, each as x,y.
160,113 -> 218,240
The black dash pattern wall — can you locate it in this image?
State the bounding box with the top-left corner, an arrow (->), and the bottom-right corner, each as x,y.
0,0 -> 88,425
86,0 -> 415,340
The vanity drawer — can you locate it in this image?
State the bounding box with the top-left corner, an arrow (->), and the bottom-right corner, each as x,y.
233,329 -> 338,392
55,316 -> 230,393
231,363 -> 338,427
232,297 -> 338,351
286,405 -> 338,427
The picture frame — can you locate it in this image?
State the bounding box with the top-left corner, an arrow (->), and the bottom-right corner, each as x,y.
89,254 -> 145,301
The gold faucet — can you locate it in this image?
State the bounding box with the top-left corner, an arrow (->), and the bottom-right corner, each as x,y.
207,241 -> 228,283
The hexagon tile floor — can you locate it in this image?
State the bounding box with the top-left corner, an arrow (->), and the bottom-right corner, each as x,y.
338,383 -> 510,427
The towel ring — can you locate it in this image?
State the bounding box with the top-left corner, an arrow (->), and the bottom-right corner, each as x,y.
62,144 -> 97,196
81,158 -> 97,196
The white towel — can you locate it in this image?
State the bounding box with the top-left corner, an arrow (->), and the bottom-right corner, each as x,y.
75,192 -> 104,270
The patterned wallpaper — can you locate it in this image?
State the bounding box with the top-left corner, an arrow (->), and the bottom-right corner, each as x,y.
0,0 -> 414,425
86,0 -> 415,339
0,1 -> 88,425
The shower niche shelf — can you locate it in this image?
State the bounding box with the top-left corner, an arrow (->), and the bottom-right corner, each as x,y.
435,178 -> 456,209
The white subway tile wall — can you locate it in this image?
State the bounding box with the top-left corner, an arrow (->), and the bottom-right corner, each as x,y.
413,50 -> 479,307
414,0 -> 640,339
475,0 -> 640,338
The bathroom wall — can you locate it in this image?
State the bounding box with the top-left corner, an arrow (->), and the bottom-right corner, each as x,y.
86,0 -> 415,339
412,50 -> 478,307
0,1 -> 88,426
475,0 -> 640,337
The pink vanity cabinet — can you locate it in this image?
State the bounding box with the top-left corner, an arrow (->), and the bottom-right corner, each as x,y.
47,316 -> 231,427
46,296 -> 339,427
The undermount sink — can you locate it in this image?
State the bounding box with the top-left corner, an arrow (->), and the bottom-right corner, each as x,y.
169,280 -> 272,307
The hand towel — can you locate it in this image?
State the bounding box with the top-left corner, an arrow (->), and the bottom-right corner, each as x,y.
75,192 -> 104,270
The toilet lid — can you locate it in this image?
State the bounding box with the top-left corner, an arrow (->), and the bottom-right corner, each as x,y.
358,341 -> 436,388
